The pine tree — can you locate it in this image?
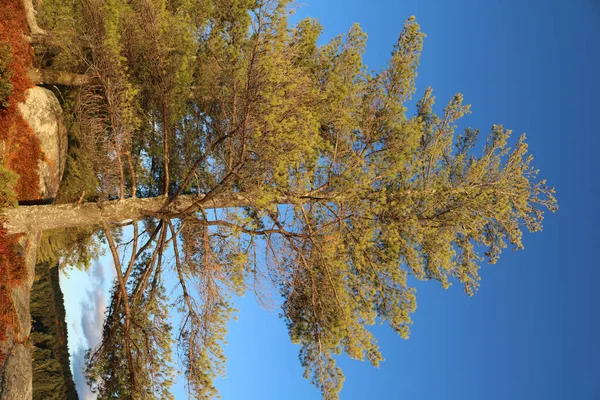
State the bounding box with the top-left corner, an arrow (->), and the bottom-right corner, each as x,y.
5,1 -> 557,398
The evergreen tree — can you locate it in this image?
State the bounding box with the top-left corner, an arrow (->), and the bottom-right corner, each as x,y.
6,1 -> 557,398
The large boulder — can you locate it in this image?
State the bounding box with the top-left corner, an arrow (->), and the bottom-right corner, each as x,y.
1,88 -> 67,399
0,232 -> 40,400
17,86 -> 68,200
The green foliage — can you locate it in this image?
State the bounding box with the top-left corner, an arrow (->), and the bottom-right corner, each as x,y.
33,1 -> 557,399
37,227 -> 102,270
0,42 -> 13,109
0,164 -> 18,208
36,93 -> 103,270
85,271 -> 175,399
53,87 -> 101,207
54,142 -> 100,205
30,263 -> 78,400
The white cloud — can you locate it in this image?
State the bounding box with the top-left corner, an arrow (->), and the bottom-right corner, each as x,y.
63,259 -> 114,400
72,345 -> 96,400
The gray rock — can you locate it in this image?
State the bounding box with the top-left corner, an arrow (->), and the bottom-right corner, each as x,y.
0,344 -> 33,400
21,231 -> 41,290
1,88 -> 67,400
0,232 -> 40,399
9,286 -> 31,342
18,86 -> 68,200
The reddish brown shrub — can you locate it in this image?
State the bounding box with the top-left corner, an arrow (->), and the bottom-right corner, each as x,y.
0,0 -> 37,358
0,225 -> 25,344
0,0 -> 42,200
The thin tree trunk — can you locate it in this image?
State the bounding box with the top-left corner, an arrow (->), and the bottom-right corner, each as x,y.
23,0 -> 46,36
162,103 -> 170,196
102,223 -> 137,392
27,68 -> 91,86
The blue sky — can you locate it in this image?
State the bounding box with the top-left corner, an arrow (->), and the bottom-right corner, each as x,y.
62,0 -> 600,399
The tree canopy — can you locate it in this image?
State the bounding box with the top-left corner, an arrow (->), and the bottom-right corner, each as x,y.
11,0 -> 557,398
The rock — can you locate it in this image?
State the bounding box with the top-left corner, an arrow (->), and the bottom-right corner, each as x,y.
0,344 -> 33,400
1,87 -> 68,400
0,232 -> 40,399
21,230 -> 40,290
18,86 -> 67,200
9,286 -> 31,341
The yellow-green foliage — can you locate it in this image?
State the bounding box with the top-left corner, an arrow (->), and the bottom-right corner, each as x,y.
36,0 -> 83,71
85,264 -> 175,399
0,43 -> 13,109
35,86 -> 101,270
31,2 -> 557,399
0,165 -> 18,208
37,226 -> 102,270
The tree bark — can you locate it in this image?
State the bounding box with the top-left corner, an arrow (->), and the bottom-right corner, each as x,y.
4,193 -> 259,234
27,68 -> 91,87
4,187 -> 346,234
23,0 -> 46,36
26,34 -> 63,57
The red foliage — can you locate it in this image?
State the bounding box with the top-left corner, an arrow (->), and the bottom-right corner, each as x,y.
0,0 -> 36,357
0,225 -> 25,344
0,0 -> 41,201
6,117 -> 43,199
0,0 -> 33,106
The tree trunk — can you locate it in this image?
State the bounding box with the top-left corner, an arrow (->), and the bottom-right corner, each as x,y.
23,0 -> 46,36
27,68 -> 91,87
26,34 -> 63,56
4,194 -> 257,234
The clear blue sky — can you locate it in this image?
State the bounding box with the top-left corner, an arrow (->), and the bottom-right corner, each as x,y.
63,0 -> 600,399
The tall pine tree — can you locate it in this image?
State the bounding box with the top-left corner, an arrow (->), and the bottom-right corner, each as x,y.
5,1 -> 557,398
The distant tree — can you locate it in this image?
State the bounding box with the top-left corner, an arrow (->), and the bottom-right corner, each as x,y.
30,262 -> 78,400
6,0 -> 557,398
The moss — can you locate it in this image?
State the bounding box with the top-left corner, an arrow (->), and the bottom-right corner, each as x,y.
5,115 -> 43,200
0,0 -> 32,109
0,165 -> 18,207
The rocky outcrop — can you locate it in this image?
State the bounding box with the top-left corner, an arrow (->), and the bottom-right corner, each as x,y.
1,87 -> 67,399
0,232 -> 40,400
17,86 -> 68,201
